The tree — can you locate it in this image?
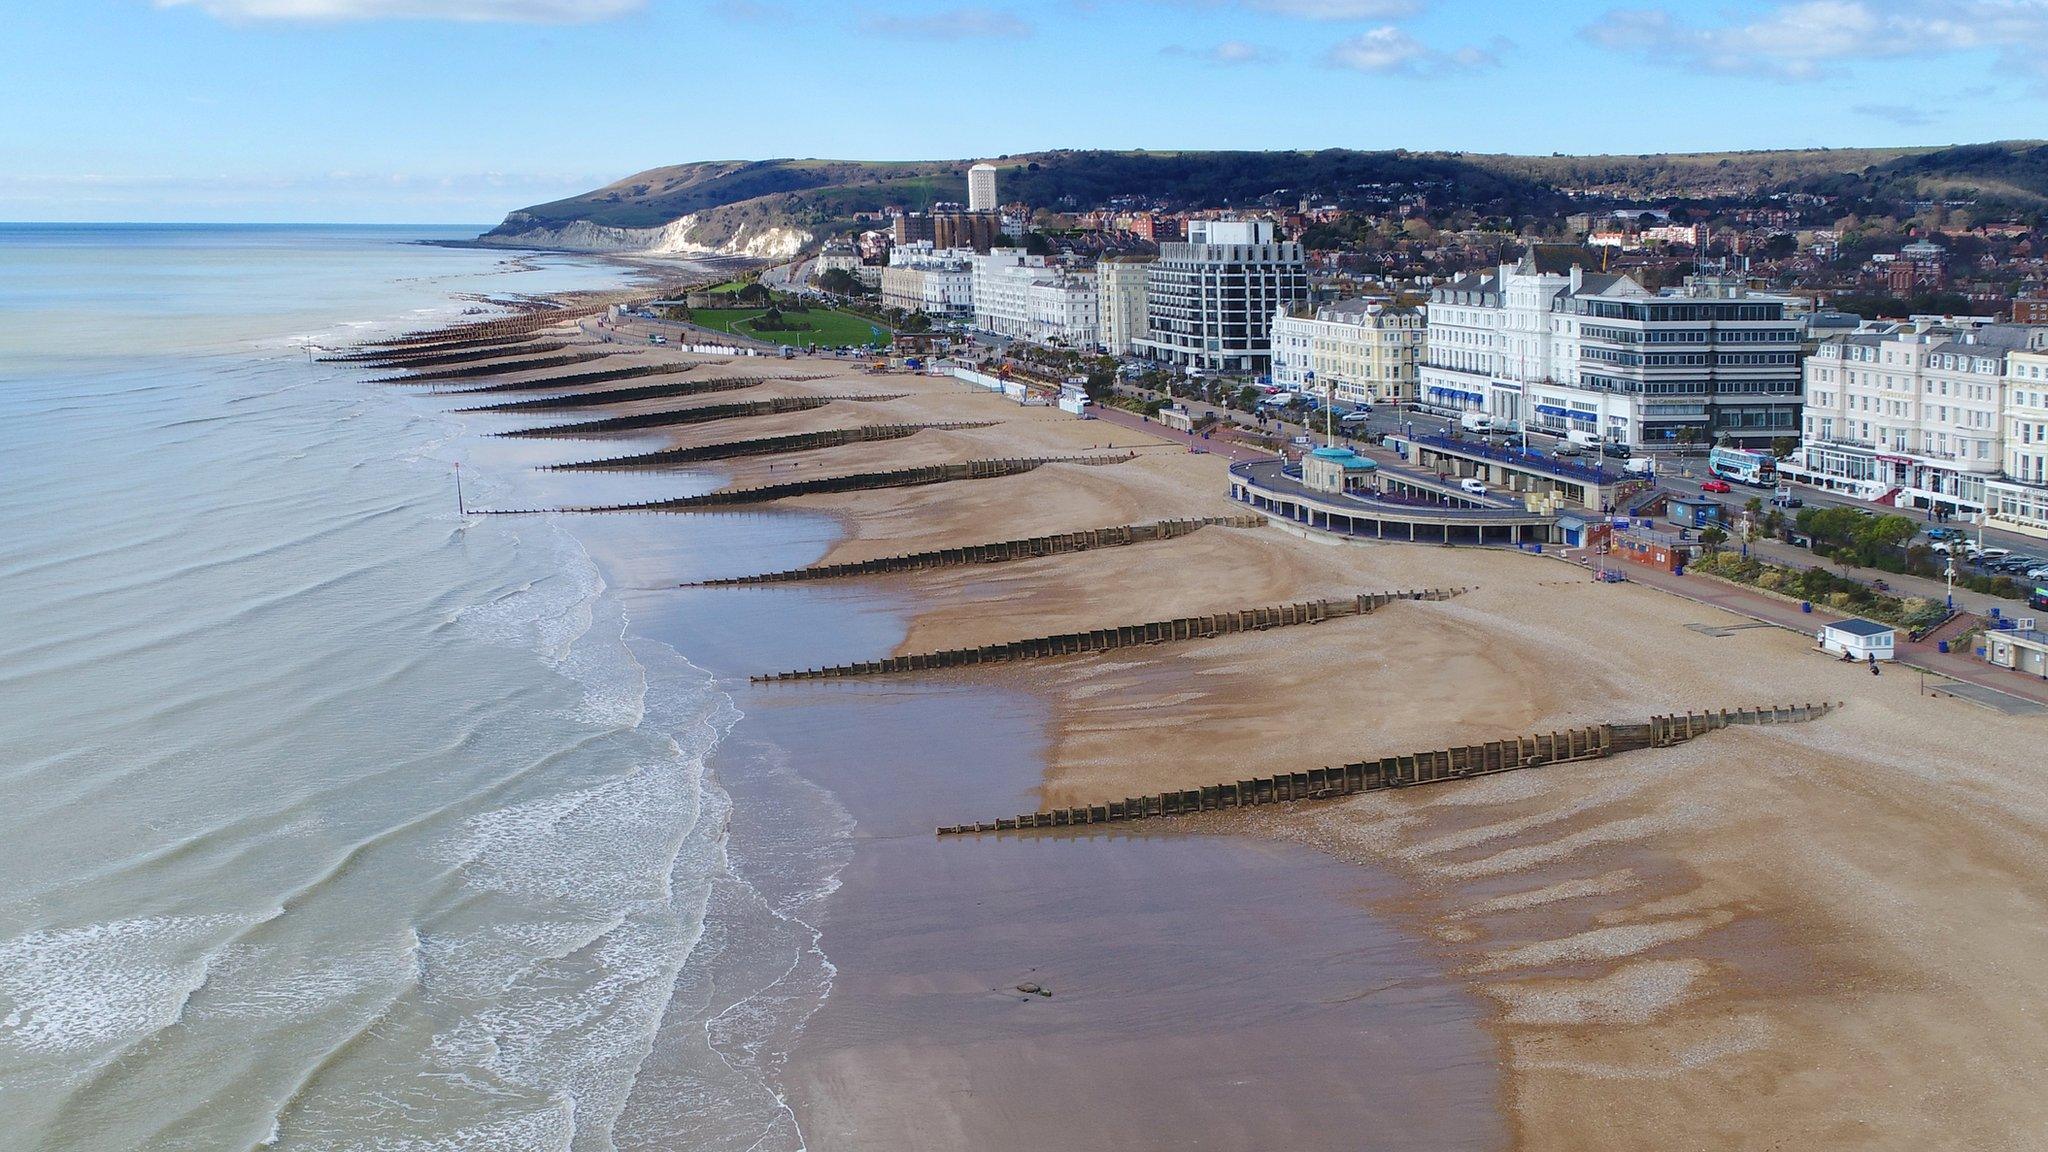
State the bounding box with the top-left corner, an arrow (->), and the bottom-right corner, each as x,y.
1700,526 -> 1730,554
1770,436 -> 1799,460
1084,367 -> 1116,402
1675,426 -> 1700,456
1235,385 -> 1260,412
902,312 -> 932,333
818,268 -> 858,295
735,282 -> 771,306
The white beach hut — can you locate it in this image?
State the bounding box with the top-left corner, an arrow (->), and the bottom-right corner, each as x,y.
1818,618 -> 1896,662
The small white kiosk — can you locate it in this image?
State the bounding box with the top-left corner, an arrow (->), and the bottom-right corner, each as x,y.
1818,618 -> 1896,662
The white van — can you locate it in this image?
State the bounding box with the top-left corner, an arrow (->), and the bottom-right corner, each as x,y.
1459,412 -> 1495,434
1623,457 -> 1655,476
1458,478 -> 1489,496
1566,428 -> 1600,449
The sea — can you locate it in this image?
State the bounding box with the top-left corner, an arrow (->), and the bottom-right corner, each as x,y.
0,224 -> 851,1151
0,223 -> 1504,1152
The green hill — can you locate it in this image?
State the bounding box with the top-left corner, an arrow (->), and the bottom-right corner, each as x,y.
479,142 -> 2048,255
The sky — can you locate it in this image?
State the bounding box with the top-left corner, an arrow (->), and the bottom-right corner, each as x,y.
4,0 -> 2046,223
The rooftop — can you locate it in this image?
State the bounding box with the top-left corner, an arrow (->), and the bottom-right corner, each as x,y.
1826,618 -> 1895,637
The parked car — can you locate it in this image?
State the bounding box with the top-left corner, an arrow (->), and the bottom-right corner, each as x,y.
1338,410 -> 1374,428
1977,547 -> 2012,561
1602,441 -> 1632,460
1701,479 -> 1733,493
1552,441 -> 1585,457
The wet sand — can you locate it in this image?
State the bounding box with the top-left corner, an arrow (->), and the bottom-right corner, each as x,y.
493,323 -> 2048,1148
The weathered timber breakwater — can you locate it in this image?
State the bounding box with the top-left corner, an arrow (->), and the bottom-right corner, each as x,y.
370,350 -> 615,385
356,340 -> 569,371
483,455 -> 1137,515
496,394 -> 908,438
544,422 -> 1000,471
323,332 -> 544,358
692,516 -> 1266,586
436,363 -> 709,398
453,377 -> 777,414
937,703 -> 1839,835
752,589 -> 1461,682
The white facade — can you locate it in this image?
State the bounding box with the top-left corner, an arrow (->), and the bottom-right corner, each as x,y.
968,163 -> 999,213
1420,251 -> 1802,448
1270,299 -> 1424,406
1986,348 -> 2048,539
812,246 -> 860,281
881,242 -> 975,315
1797,322 -> 2041,513
1097,257 -> 1153,355
971,249 -> 1099,347
1135,218 -> 1308,373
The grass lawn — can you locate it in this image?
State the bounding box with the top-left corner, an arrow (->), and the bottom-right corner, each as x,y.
681,307 -> 889,348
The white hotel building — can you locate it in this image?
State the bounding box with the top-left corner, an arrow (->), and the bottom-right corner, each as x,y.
1270,299 -> 1424,406
1419,249 -> 1802,448
1986,348 -> 2048,538
880,242 -> 975,316
1793,321 -> 2045,517
971,249 -> 1099,347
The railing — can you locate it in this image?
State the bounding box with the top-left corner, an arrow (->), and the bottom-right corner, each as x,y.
1406,432 -> 1618,485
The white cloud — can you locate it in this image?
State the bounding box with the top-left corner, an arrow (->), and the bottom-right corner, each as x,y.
1244,0 -> 1418,17
1324,24 -> 1500,74
1581,1 -> 2048,85
154,0 -> 641,20
860,7 -> 1032,38
1161,39 -> 1281,64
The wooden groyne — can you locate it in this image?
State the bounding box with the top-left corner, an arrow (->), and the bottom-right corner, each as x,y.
433,363 -> 701,398
453,377 -> 774,414
936,702 -> 1839,835
321,332 -> 550,362
544,422 -> 998,471
496,394 -> 907,439
482,454 -> 1134,515
370,308 -> 597,348
693,516 -> 1265,586
370,351 -> 614,385
753,589 -> 1461,683
356,341 -> 568,371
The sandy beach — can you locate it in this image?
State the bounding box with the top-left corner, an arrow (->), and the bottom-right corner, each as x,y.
456,314 -> 2048,1149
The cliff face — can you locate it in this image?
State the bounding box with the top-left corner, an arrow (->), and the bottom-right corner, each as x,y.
480,210 -> 812,259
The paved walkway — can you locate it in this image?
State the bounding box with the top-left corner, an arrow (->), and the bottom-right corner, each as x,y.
1088,405 -> 1281,465
1560,552 -> 2048,712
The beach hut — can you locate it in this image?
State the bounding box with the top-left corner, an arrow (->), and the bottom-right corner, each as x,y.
1818,618 -> 1896,662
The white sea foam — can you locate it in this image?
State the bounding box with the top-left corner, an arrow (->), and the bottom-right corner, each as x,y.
0,914 -> 255,1056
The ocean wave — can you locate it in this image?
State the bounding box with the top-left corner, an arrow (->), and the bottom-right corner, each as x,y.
0,914 -> 258,1058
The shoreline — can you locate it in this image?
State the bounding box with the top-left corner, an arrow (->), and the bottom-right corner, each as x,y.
383,306 -> 2048,1149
